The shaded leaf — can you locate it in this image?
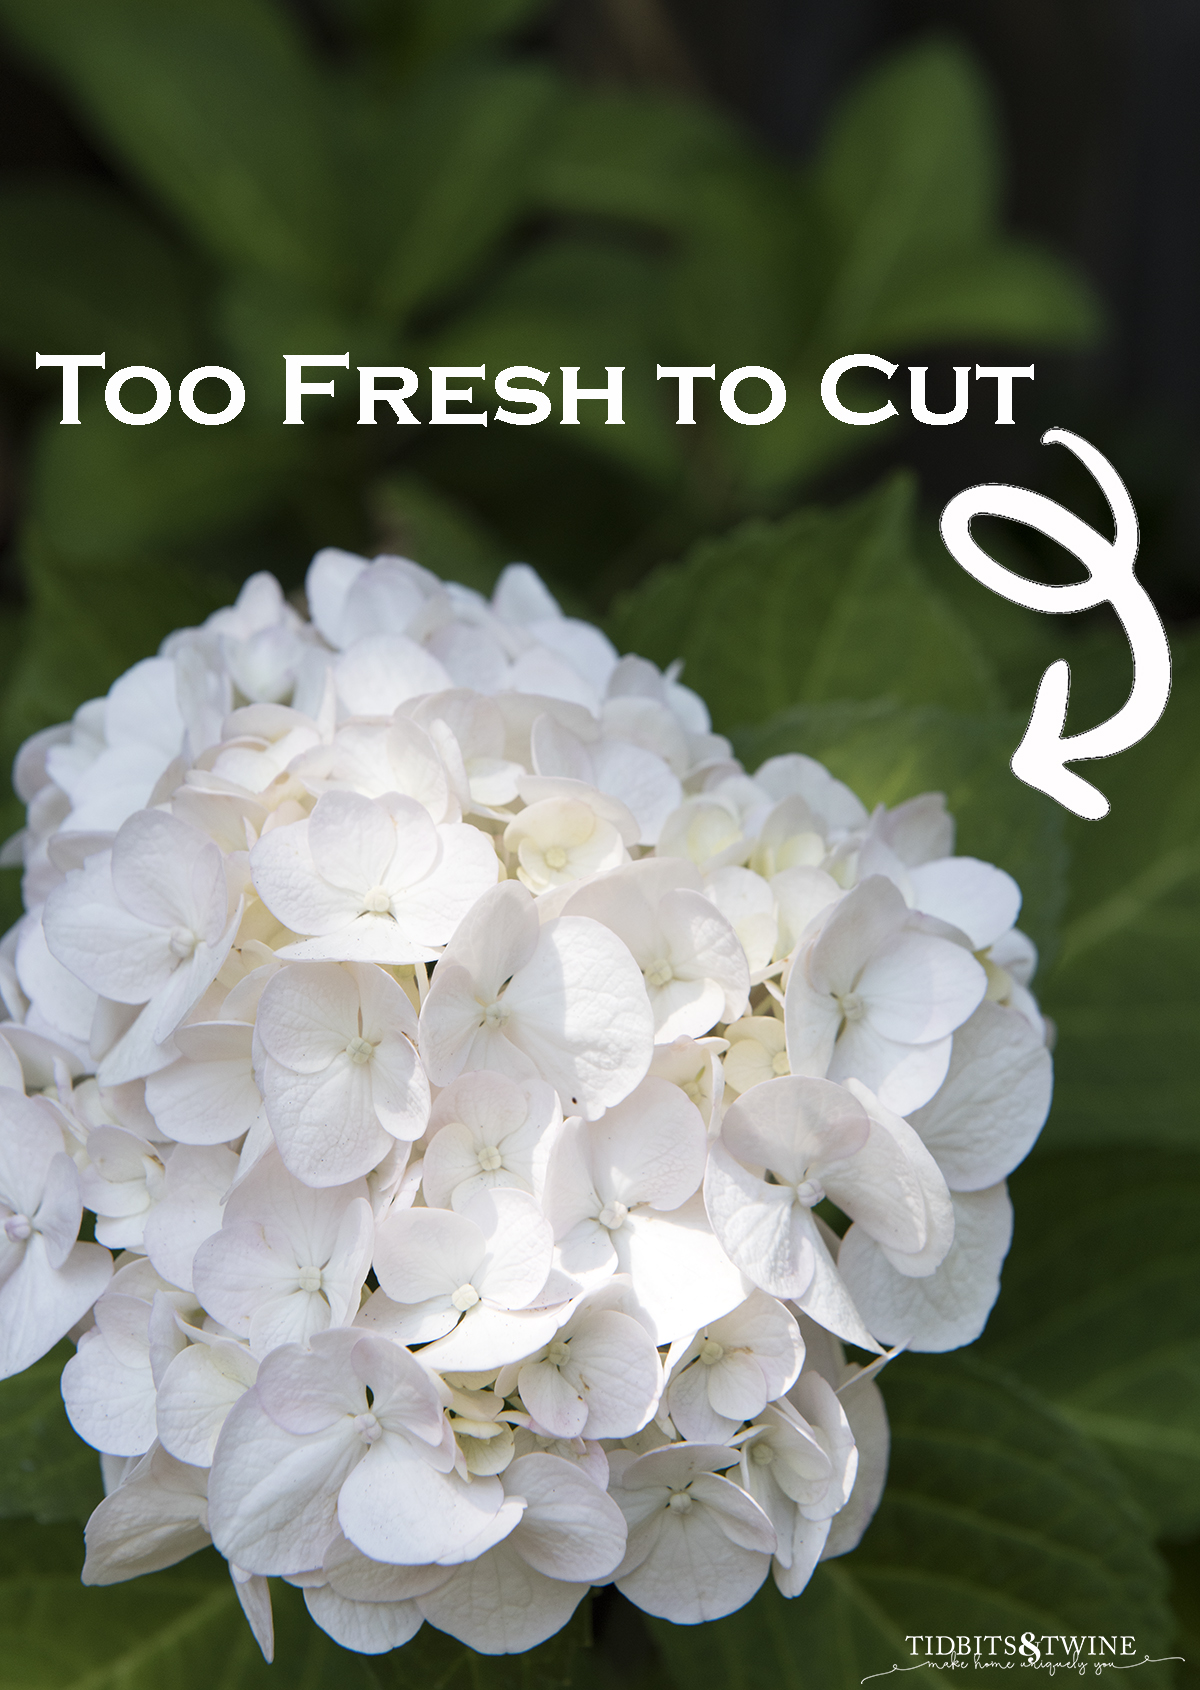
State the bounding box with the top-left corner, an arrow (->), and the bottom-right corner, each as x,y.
0,1346 -> 102,1526
650,1355 -> 1174,1688
978,1149 -> 1200,1539
607,478 -> 999,733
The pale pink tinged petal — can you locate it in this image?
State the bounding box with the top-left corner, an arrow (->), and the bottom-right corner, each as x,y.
807,877 -> 908,997
531,713 -> 593,783
250,821 -> 362,938
560,1309 -> 661,1438
109,810 -> 222,933
305,548 -> 368,648
156,1340 -> 258,1467
247,1289 -> 332,1360
62,1329 -> 155,1456
80,1446 -> 210,1587
339,1437 -> 510,1566
830,1022 -> 953,1117
506,1451 -> 627,1580
365,1037 -> 429,1144
837,1183 -> 1013,1352
372,1205 -> 484,1304
658,890 -> 749,1020
418,1302 -> 566,1373
256,963 -> 361,1072
720,1076 -> 870,1190
231,1566 -> 274,1663
335,634 -> 452,716
208,1389 -> 363,1575
589,1078 -> 706,1213
518,1358 -> 589,1439
420,1121 -> 493,1210
0,1034 -> 24,1095
616,1505 -> 771,1625
788,1374 -> 857,1514
304,1586 -> 424,1654
325,1533 -> 452,1602
417,963 -> 490,1086
782,971 -> 842,1079
908,857 -> 1021,950
1,1237 -> 111,1382
821,1375 -> 889,1559
44,861 -> 176,1004
773,1514 -> 831,1597
909,1001 -> 1051,1190
223,1148 -> 368,1256
0,1089 -> 64,1212
702,1145 -> 813,1301
503,916 -> 653,1119
265,1059 -> 394,1187
394,825 -> 500,948
842,1083 -> 955,1273
615,1197 -> 749,1344
351,959 -> 418,1044
689,1473 -> 778,1553
461,1187 -> 553,1309
668,1359 -> 736,1442
145,1037 -> 262,1147
351,1334 -> 445,1448
705,1350 -> 770,1422
34,1152 -> 83,1269
856,931 -> 986,1045
792,1225 -> 883,1353
16,914 -> 98,1043
820,1123 -> 930,1259
254,1330 -> 366,1434
191,1223 -> 301,1341
305,790 -> 399,893
320,1199 -> 375,1326
417,1546 -> 587,1655
355,1289 -> 460,1349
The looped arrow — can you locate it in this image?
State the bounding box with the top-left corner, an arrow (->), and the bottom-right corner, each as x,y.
939,428 -> 1172,820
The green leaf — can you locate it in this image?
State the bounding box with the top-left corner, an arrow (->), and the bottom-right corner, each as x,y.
868,241 -> 1103,347
28,400 -> 305,566
355,65 -> 562,326
606,479 -> 999,733
733,698 -> 1066,969
0,181 -> 199,376
370,471 -> 509,596
0,1528 -> 377,1690
978,1148 -> 1200,1539
1039,632 -> 1200,1153
0,1347 -> 102,1525
0,0 -> 346,291
650,1355 -> 1175,1689
372,1603 -> 588,1689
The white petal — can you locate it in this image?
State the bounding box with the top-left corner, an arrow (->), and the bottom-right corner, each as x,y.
2,1237 -> 112,1382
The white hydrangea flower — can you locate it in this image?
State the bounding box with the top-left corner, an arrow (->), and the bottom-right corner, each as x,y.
0,547 -> 1053,1658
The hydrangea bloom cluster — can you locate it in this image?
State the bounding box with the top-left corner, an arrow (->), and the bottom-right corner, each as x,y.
0,552 -> 1052,1659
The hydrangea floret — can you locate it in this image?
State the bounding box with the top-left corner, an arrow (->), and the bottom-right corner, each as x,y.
0,550 -> 1053,1658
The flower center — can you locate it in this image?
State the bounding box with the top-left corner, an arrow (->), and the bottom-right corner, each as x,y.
3,1213 -> 31,1243
483,1000 -> 510,1028
751,1439 -> 775,1466
476,1145 -> 504,1173
836,989 -> 865,1023
297,1264 -> 323,1294
353,1412 -> 382,1444
645,959 -> 674,989
360,886 -> 392,915
345,1035 -> 375,1066
597,1200 -> 629,1231
168,926 -> 198,960
451,1283 -> 481,1313
667,1490 -> 693,1513
698,1338 -> 725,1366
793,1177 -> 826,1208
546,1340 -> 570,1367
543,845 -> 568,871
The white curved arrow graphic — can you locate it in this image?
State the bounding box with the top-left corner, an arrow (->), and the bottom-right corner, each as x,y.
939,428 -> 1172,820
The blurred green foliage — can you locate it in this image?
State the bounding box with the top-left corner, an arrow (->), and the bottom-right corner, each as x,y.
0,1 -> 1194,1685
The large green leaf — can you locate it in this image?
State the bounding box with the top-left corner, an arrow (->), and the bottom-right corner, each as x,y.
978,1149 -> 1200,1539
0,1347 -> 101,1526
0,1528 -> 377,1690
0,0 -> 346,291
1039,632 -> 1200,1153
734,699 -> 1066,963
650,1355 -> 1175,1689
606,479 -> 999,733
0,182 -> 199,376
